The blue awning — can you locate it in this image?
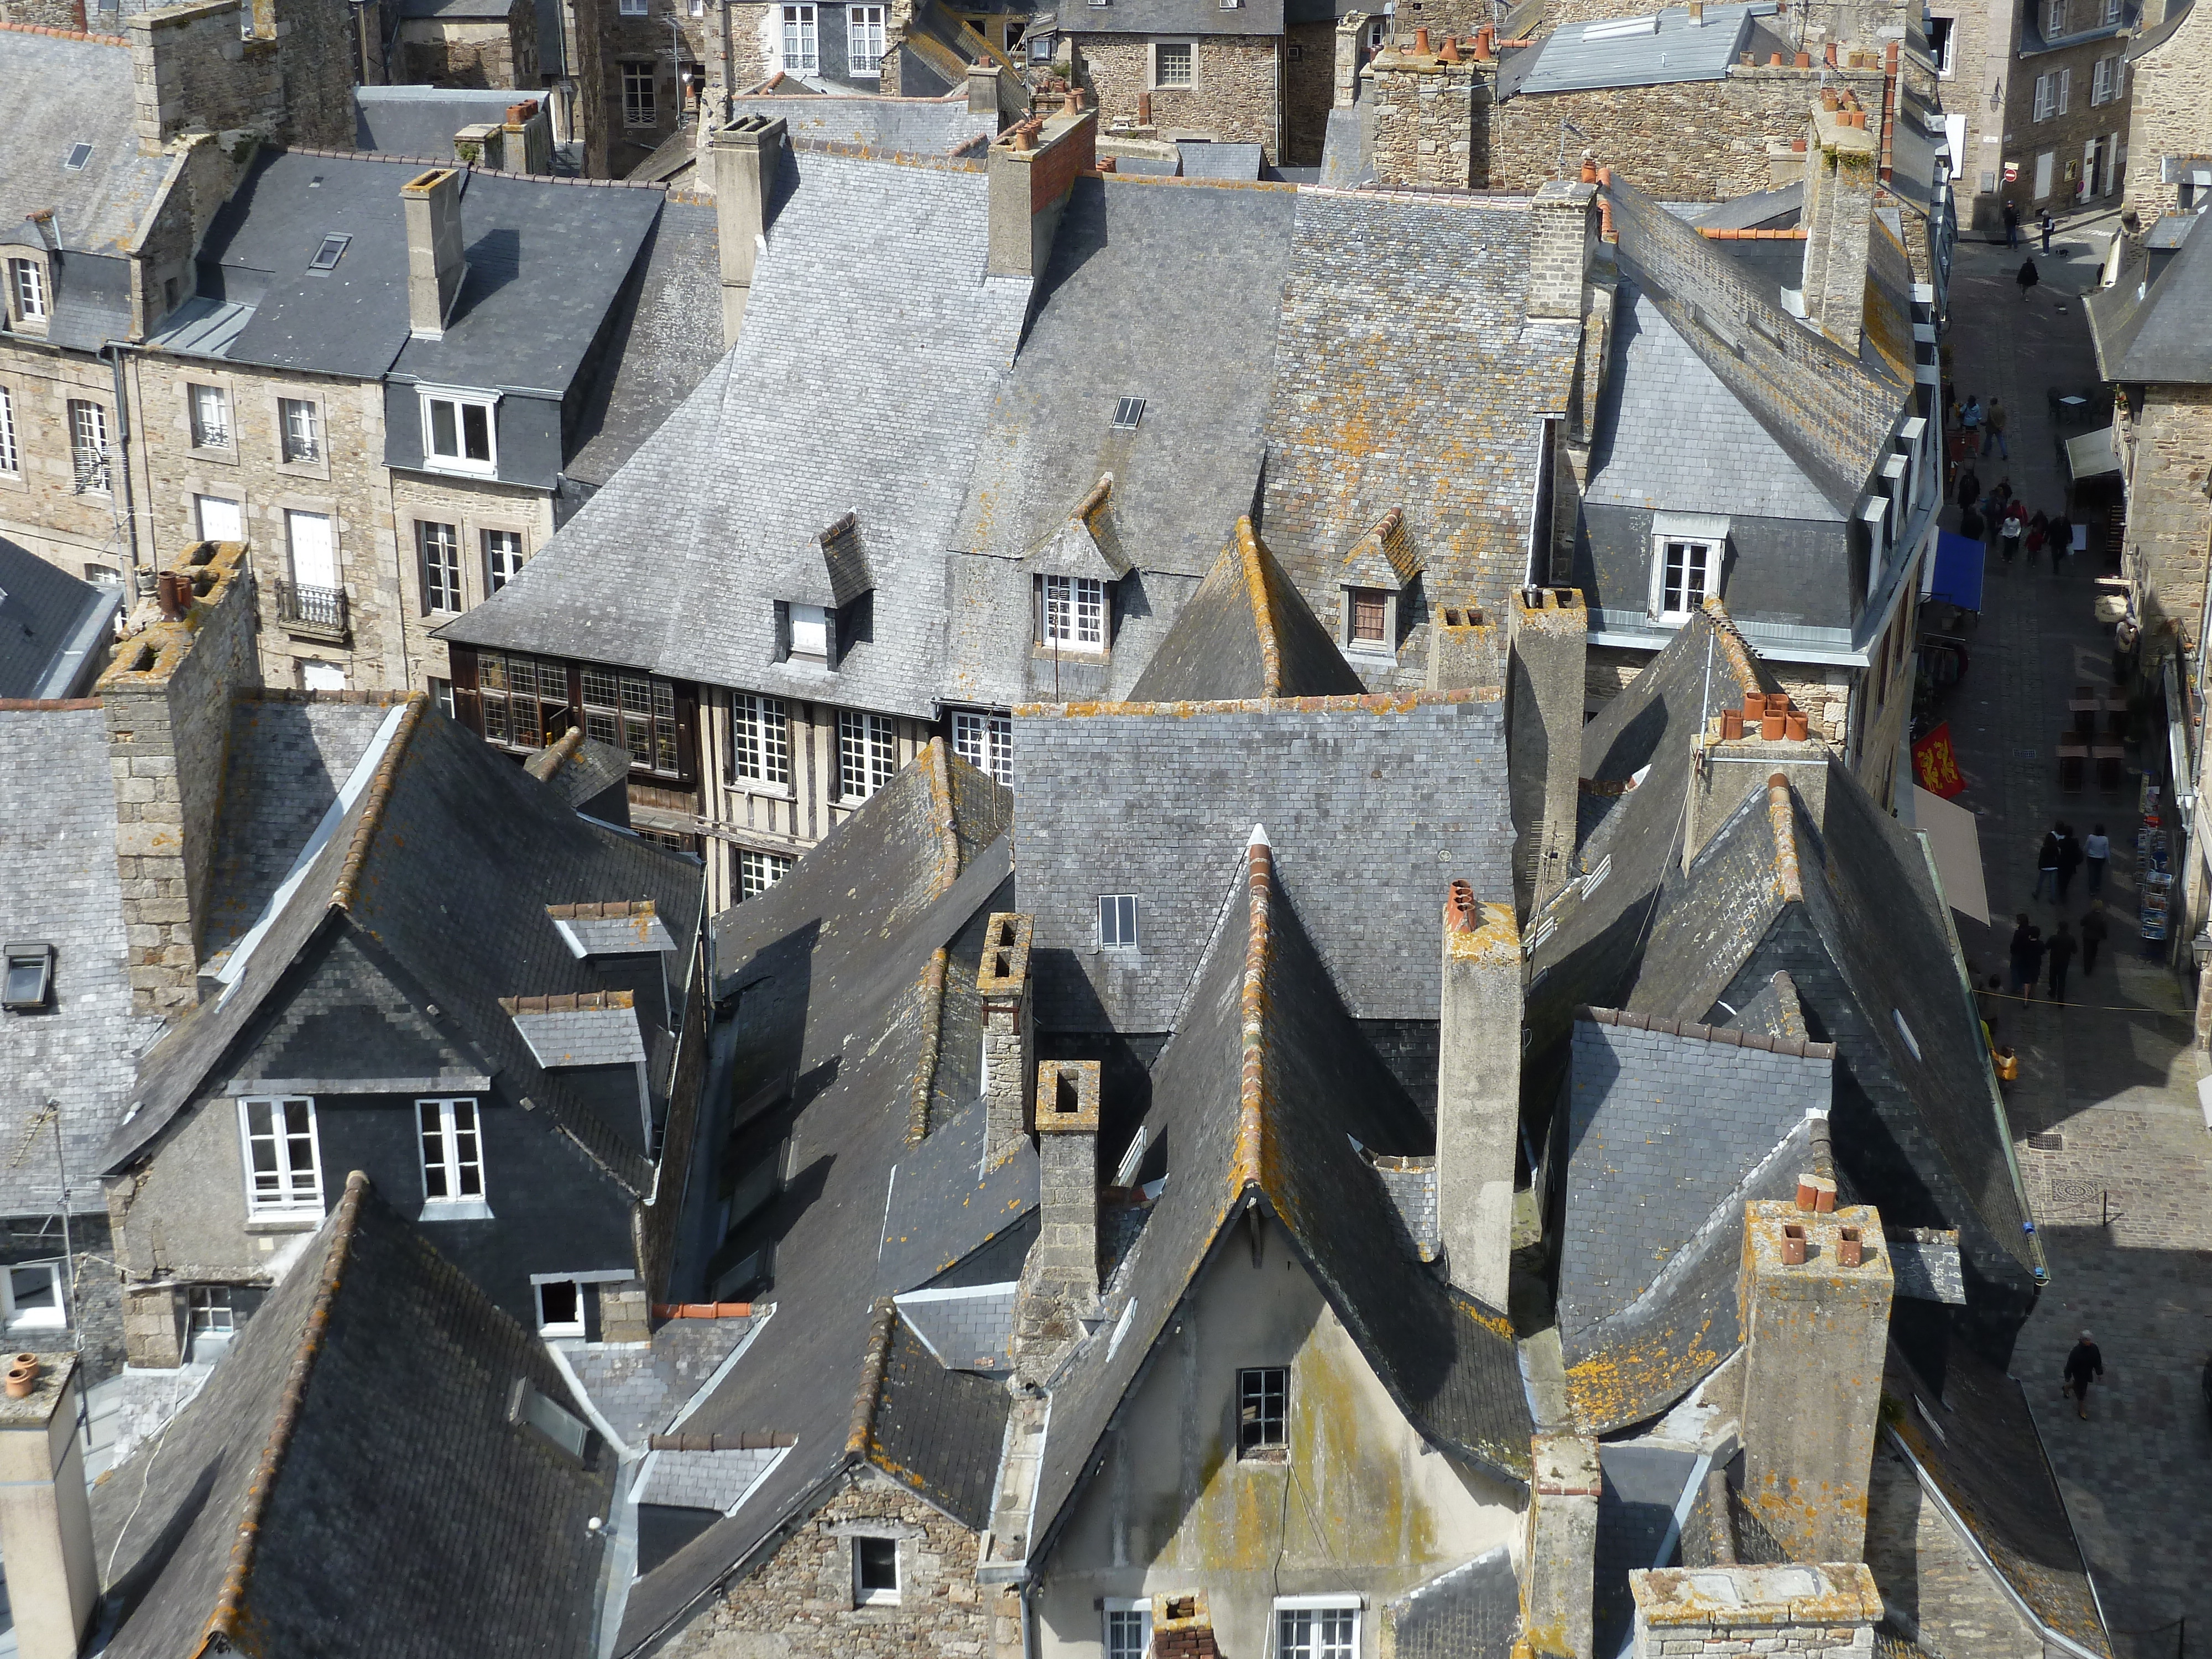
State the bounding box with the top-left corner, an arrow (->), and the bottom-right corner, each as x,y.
1931,531 -> 1985,612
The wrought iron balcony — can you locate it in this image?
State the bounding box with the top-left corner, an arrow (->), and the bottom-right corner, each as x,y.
275,580 -> 348,643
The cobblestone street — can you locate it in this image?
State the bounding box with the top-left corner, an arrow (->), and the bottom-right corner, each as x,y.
1937,222 -> 2212,1659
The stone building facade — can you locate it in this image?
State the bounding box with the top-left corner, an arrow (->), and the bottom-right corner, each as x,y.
2111,382 -> 2212,654
663,1470 -> 999,1659
2120,0 -> 2212,219
1070,34 -> 1283,157
395,0 -> 541,88
596,0 -> 721,176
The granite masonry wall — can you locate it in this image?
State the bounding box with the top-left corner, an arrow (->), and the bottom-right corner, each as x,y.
2122,0 -> 2212,219
1070,34 -> 1282,159
2116,384 -> 2212,660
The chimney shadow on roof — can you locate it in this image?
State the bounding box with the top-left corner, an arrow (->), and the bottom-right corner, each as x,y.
450,225 -> 523,324
102,1456 -> 224,1632
1021,178 -> 1110,345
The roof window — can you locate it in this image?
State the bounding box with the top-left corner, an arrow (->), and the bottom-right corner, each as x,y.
64,143 -> 93,171
3,942 -> 55,1011
1581,12 -> 1656,36
509,1377 -> 591,1460
308,233 -> 351,272
1111,397 -> 1145,430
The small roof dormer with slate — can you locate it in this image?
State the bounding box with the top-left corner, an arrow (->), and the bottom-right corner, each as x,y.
1020,474 -> 1131,587
1335,506 -> 1423,671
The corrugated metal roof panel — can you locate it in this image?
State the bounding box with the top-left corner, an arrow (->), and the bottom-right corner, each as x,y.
1517,2 -> 1776,93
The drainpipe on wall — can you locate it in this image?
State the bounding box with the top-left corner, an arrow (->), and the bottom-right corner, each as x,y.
104,343 -> 147,589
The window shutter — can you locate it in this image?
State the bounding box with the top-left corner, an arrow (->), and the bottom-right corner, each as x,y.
774,600 -> 791,662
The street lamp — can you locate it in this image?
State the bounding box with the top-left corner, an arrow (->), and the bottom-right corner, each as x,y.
2191,926 -> 2212,969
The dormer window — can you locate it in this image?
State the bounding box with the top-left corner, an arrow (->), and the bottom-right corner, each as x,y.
789,603 -> 830,660
3,942 -> 55,1011
7,256 -> 49,330
419,387 -> 498,476
1336,507 -> 1417,657
1040,575 -> 1105,650
1647,513 -> 1728,624
1348,588 -> 1388,645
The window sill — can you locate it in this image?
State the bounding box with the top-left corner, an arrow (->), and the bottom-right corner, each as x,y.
416,458 -> 499,481
1345,639 -> 1395,657
1238,1447 -> 1289,1464
1031,643 -> 1109,662
244,1211 -> 324,1233
420,1198 -> 495,1221
276,457 -> 332,482
187,444 -> 239,466
731,779 -> 795,801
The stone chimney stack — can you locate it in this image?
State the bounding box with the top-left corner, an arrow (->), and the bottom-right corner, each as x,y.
1507,587 -> 1587,914
1527,179 -> 1600,320
1524,1434 -> 1601,1659
710,113 -> 788,348
1427,602 -> 1503,692
1436,880 -> 1522,1309
967,58 -> 1002,116
1799,107 -> 1877,355
1738,1195 -> 1894,1563
1013,1058 -> 1100,1380
0,1354 -> 98,1659
98,541 -> 260,1018
987,109 -> 1095,281
401,168 -> 468,341
1629,1563 -> 1881,1659
1682,688 -> 1828,869
977,912 -> 1035,1166
1334,11 -> 1369,108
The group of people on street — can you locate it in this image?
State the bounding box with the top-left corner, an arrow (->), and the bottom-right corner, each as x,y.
1985,823 -> 2113,1009
1958,395 -> 2009,460
1952,459 -> 2075,570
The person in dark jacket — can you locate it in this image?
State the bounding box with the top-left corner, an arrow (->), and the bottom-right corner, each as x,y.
2010,922 -> 2046,999
2080,901 -> 2109,977
2046,921 -> 2078,1001
1957,464 -> 1983,511
2064,1332 -> 2104,1418
2049,508 -> 2074,568
2033,830 -> 2062,899
2017,258 -> 2040,301
2056,825 -> 2084,899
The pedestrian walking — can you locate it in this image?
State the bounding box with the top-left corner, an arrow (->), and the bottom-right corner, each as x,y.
1985,396 -> 2011,458
1957,463 -> 1982,511
2017,258 -> 2040,303
2026,514 -> 2047,566
2039,207 -> 2056,253
2063,1332 -> 2104,1419
2048,507 -> 2073,570
1961,396 -> 1984,444
1977,972 -> 2005,1044
2114,614 -> 2140,686
2033,830 -> 2060,899
2001,502 -> 2026,562
2010,920 -> 2046,998
1959,502 -> 1986,541
2056,825 -> 2083,898
2080,901 -> 2107,976
2047,921 -> 2078,1001
2084,823 -> 2109,894
2004,199 -> 2021,249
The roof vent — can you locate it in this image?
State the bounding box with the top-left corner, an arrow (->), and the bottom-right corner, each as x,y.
308,233 -> 351,272
63,143 -> 92,171
1111,397 -> 1145,430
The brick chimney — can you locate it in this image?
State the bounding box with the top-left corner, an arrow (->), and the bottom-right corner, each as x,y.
1798,108 -> 1877,354
0,1354 -> 98,1659
1682,690 -> 1827,869
977,912 -> 1035,1165
1013,1058 -> 1100,1381
987,109 -> 1095,281
1437,881 -> 1521,1308
1737,1197 -> 1893,1563
98,541 -> 260,1018
1508,587 -> 1587,914
1523,1434 -> 1601,1659
1527,178 -> 1600,320
1151,1593 -> 1223,1659
710,113 -> 788,348
401,168 -> 468,341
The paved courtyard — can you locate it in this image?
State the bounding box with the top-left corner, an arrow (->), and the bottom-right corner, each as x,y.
1937,223 -> 2212,1659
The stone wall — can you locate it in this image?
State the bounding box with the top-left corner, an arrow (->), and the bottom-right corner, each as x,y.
399,7 -> 537,88
1069,34 -> 1281,160
272,0 -> 363,147
129,0 -> 285,148
0,340 -> 135,580
2117,384 -> 2212,659
596,3 -> 716,172
1284,18 -> 1336,164
2121,0 -> 2212,220
663,1469 -> 994,1659
389,471 -> 557,690
1628,1562 -> 1882,1659
1366,52 -> 1489,187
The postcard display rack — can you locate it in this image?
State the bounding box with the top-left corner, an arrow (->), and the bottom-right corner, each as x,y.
2140,817 -> 2172,943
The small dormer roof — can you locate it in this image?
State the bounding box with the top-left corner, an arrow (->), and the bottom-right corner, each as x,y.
1338,507 -> 1421,591
499,989 -> 648,1068
775,511 -> 874,608
546,900 -> 677,957
1020,474 -> 1130,583
1,215 -> 56,253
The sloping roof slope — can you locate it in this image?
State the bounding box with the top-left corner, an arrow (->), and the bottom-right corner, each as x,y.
732,92 -> 999,153
354,84 -> 542,156
2091,201 -> 2212,384
1028,838 -> 1531,1563
442,149 -> 1032,718
0,540 -> 119,698
1126,518 -> 1365,701
628,744 -> 1019,1648
0,707 -> 164,1217
867,1310 -> 1014,1527
0,31 -> 171,256
94,1173 -> 614,1659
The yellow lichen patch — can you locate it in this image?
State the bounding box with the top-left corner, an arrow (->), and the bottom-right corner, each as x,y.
1563,1313 -> 1724,1432
1445,900 -> 1519,968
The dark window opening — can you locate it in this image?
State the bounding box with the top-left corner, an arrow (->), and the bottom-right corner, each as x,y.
1238,1365 -> 1288,1457
1350,588 -> 1387,643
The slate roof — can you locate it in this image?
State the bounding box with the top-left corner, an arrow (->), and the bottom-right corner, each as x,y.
0,539 -> 121,700
866,1308 -> 1014,1527
1558,1008 -> 1834,1432
1603,174 -> 1905,511
894,1280 -> 1019,1371
564,200 -> 726,488
0,31 -> 171,258
1260,190 -> 1583,651
1884,1341 -> 2114,1658
354,84 -> 542,157
526,728 -> 638,812
1056,0 -> 1286,38
945,175 -> 1297,708
1014,690 -> 1511,1031
1514,3 -> 1776,93
1124,518 -> 1366,701
0,708 -> 164,1217
623,743 -> 1020,1650
2125,0 -> 2194,58
1026,837 -> 1533,1568
1178,142 -> 1265,179
93,1172 -> 614,1659
106,702 -> 704,1204
731,92 -> 999,154
2089,201 -> 2212,384
510,1000 -> 650,1067
1389,1545 -> 1521,1659
184,150 -> 664,395
442,149 -> 1034,718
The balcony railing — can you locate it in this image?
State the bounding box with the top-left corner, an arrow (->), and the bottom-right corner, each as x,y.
275,580 -> 348,642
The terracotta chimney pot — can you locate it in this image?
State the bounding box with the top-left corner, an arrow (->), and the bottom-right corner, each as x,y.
1720,708 -> 1745,740
1781,1224 -> 1808,1265
1786,709 -> 1810,740
1579,158 -> 1597,183
1415,24 -> 1432,51
1439,34 -> 1462,60
1824,39 -> 1837,65
1768,50 -> 1784,65
1793,50 -> 1811,66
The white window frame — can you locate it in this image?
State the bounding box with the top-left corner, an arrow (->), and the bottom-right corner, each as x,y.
788,602 -> 830,660
2046,0 -> 2064,34
1647,514 -> 1726,623
1099,893 -> 1139,950
196,494 -> 243,542
1151,37 -> 1196,87
740,848 -> 792,898
848,3 -> 885,73
1927,14 -> 1956,76
419,519 -> 463,614
620,0 -> 647,12
733,692 -> 792,787
838,710 -> 896,802
190,383 -> 232,451
483,526 -> 525,592
535,1276 -> 586,1338
853,1536 -> 901,1606
6,257 -> 47,326
2058,64 -> 2071,113
68,399 -> 109,494
622,60 -> 658,125
1274,1600 -> 1361,1659
237,1096 -> 324,1215
2100,0 -> 2120,22
1,1259 -> 66,1333
418,387 -> 499,476
2034,73 -> 2053,119
417,1096 -> 492,1219
782,3 -> 820,71
952,709 -> 1013,786
1041,575 -> 1105,649
0,384 -> 17,476
186,1285 -> 234,1350
279,396 -> 321,464
1105,1600 -> 1153,1659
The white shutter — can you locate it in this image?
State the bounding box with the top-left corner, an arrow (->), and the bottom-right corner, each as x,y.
196,495 -> 243,541
286,509 -> 336,588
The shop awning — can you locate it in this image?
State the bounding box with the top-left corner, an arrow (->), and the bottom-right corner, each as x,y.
2065,425 -> 2121,481
1913,785 -> 1989,925
1930,531 -> 1986,611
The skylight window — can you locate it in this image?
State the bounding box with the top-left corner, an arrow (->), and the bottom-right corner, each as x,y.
2,942 -> 54,1011
308,233 -> 351,272
1581,13 -> 1657,36
1111,397 -> 1145,430
64,143 -> 93,171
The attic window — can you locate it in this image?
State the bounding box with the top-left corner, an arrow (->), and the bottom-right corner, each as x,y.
1111,397 -> 1146,430
509,1378 -> 592,1459
64,143 -> 93,171
1892,1009 -> 1922,1061
2,943 -> 54,1011
308,233 -> 351,272
1238,1365 -> 1288,1458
